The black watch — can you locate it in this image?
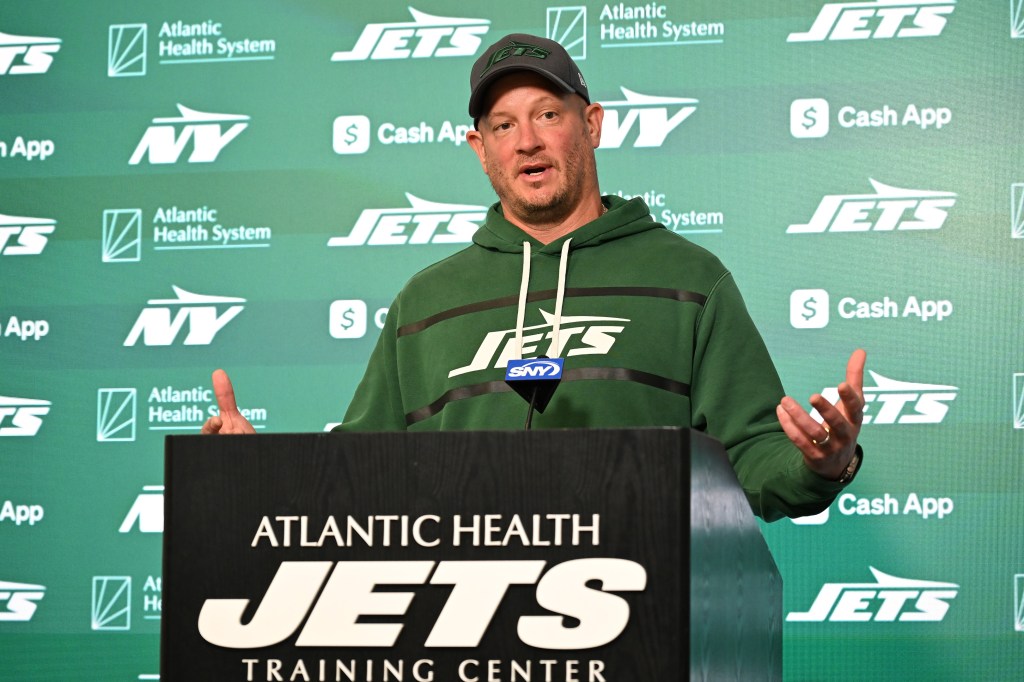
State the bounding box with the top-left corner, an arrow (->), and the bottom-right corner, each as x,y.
836,448 -> 862,485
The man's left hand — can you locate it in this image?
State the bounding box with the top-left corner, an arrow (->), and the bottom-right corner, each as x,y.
776,349 -> 866,481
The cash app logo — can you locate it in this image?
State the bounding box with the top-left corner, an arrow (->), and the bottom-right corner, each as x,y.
790,289 -> 830,328
330,300 -> 367,339
333,115 -> 371,154
791,98 -> 830,138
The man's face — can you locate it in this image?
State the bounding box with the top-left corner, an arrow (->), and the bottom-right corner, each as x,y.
467,72 -> 603,227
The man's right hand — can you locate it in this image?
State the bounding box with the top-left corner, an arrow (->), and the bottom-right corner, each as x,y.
200,369 -> 256,435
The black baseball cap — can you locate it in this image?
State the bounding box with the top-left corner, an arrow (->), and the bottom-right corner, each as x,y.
468,33 -> 590,119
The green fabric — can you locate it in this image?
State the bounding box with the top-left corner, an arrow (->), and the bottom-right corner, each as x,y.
339,195 -> 848,520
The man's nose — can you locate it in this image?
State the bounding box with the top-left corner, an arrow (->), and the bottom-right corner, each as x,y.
515,121 -> 543,154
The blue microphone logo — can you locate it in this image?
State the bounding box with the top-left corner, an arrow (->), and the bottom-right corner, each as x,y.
505,358 -> 564,381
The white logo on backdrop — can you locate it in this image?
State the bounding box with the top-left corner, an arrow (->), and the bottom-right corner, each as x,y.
0,31 -> 61,75
97,388 -> 137,442
817,370 -> 957,425
120,486 -> 164,533
790,289 -> 830,328
332,115 -> 371,154
92,576 -> 131,631
108,24 -> 147,76
328,194 -> 486,246
598,88 -> 697,149
1012,183 -> 1024,239
124,286 -> 245,347
129,104 -> 249,165
788,179 -> 956,233
0,395 -> 51,437
0,581 -> 45,621
331,8 -> 489,61
547,6 -> 587,59
329,300 -> 367,339
0,213 -> 55,256
1013,373 -> 1024,429
1015,574 -> 1024,631
788,567 -> 958,622
787,1 -> 956,42
102,209 -> 143,262
791,98 -> 830,138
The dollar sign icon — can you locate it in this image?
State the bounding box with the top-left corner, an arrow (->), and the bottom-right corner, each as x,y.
801,107 -> 818,130
345,124 -> 359,145
339,307 -> 356,330
802,297 -> 817,321
790,289 -> 829,328
790,99 -> 829,139
333,116 -> 370,154
331,299 -> 368,338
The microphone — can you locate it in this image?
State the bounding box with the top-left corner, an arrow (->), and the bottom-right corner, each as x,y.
505,357 -> 563,428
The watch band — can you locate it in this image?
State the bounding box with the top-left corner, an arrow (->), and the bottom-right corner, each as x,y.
836,447 -> 863,485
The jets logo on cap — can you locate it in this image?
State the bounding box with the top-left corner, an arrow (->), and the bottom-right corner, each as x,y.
480,40 -> 550,76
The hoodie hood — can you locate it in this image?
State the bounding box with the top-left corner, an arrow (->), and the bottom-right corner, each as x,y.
472,195 -> 663,255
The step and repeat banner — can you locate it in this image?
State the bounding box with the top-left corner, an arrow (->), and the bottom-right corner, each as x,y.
1,1 -> 1022,680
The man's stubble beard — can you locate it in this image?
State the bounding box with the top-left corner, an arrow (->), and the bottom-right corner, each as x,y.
486,135 -> 594,227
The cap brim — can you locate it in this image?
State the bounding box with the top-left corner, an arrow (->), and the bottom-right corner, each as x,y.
469,64 -> 577,119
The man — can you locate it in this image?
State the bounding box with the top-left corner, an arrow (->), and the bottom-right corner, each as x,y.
203,34 -> 865,521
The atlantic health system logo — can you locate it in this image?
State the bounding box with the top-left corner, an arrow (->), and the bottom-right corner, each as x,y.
108,20 -> 276,77
102,205 -> 272,262
108,24 -> 146,76
547,6 -> 587,59
97,388 -> 137,442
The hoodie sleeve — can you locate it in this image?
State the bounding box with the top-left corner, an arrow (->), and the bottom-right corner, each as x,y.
335,295 -> 408,432
690,272 -> 847,521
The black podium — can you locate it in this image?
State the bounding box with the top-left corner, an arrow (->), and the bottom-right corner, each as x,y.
162,428 -> 781,681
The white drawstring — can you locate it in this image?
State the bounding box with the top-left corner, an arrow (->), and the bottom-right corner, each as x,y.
550,238 -> 572,357
515,241 -> 531,358
514,238 -> 572,359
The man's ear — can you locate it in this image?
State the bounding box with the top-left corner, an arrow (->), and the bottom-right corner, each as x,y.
584,103 -> 604,149
466,127 -> 487,172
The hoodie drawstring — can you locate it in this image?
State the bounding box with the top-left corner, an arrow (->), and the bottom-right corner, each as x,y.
515,238 -> 572,359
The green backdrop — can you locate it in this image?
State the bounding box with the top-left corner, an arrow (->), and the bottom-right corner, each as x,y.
1,1 -> 1022,679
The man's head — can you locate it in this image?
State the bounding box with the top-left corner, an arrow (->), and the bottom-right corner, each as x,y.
468,34 -> 590,122
466,34 -> 604,239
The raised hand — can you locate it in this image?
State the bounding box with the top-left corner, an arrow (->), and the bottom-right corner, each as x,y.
200,369 -> 256,435
776,349 -> 866,480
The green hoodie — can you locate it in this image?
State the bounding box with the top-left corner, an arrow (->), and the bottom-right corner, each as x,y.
340,195 -> 850,520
